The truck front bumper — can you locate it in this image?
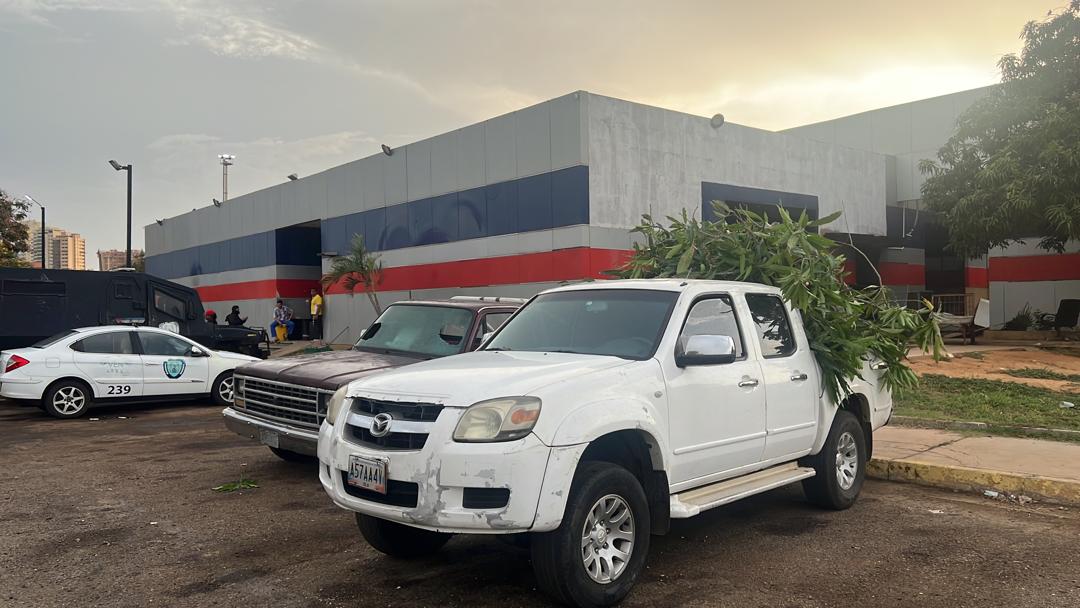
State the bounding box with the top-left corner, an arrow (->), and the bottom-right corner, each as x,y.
318,411 -> 580,534
222,407 -> 319,456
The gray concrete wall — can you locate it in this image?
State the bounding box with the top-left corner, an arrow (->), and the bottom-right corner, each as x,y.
583,93 -> 889,237
781,86 -> 992,203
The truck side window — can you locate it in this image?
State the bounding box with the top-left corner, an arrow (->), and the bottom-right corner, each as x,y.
482,312 -> 512,333
679,296 -> 744,359
153,289 -> 186,319
745,294 -> 796,358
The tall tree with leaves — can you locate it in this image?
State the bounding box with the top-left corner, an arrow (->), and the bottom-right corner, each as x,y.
919,2 -> 1080,258
609,204 -> 944,403
0,189 -> 31,267
321,235 -> 384,316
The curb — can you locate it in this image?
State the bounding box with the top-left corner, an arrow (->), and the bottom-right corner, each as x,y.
890,415 -> 1080,441
868,458 -> 1080,506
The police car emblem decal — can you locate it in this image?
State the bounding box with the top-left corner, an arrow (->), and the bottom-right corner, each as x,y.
163,359 -> 186,379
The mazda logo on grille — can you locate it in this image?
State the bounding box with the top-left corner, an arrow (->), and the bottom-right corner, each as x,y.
370,413 -> 393,438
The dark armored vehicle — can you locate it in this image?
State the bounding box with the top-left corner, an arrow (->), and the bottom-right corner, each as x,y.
224,297 -> 523,461
0,268 -> 269,358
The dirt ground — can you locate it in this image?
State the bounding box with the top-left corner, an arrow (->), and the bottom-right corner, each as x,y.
2,399 -> 1079,607
910,347 -> 1080,392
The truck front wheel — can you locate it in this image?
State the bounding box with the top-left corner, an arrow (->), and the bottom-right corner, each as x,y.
355,514 -> 451,558
531,461 -> 651,608
802,409 -> 867,510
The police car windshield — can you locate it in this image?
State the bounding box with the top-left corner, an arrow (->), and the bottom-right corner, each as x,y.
355,304 -> 474,357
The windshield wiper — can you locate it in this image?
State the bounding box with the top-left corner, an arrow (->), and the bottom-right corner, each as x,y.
485,346 -> 513,351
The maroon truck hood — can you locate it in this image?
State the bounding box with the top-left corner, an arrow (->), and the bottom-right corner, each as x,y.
234,348 -> 426,392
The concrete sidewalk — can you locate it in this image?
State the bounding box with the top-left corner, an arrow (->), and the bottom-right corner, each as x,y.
870,425 -> 1080,505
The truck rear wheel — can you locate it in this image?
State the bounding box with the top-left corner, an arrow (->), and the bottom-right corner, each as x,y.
802,409 -> 866,510
355,514 -> 451,558
531,461 -> 650,608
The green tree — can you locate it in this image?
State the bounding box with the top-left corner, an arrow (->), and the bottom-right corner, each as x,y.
919,2 -> 1080,258
0,189 -> 31,267
321,235 -> 383,316
609,204 -> 944,403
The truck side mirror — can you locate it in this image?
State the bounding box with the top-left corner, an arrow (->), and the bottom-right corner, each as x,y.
675,334 -> 737,367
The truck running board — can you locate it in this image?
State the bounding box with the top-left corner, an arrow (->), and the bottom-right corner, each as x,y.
669,462 -> 816,518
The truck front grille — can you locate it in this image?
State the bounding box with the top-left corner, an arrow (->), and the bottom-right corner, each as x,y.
343,399 -> 441,451
236,376 -> 328,429
347,426 -> 429,450
339,471 -> 419,508
353,397 -> 444,422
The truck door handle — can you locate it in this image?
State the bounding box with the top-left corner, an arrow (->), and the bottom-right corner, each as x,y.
738,378 -> 759,388
790,372 -> 808,381
870,362 -> 888,371
144,362 -> 157,367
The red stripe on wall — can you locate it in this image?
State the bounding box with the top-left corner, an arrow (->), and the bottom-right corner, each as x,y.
965,266 -> 989,288
322,247 -> 632,295
989,253 -> 1080,282
842,258 -> 857,286
196,278 -> 320,302
878,262 -> 925,286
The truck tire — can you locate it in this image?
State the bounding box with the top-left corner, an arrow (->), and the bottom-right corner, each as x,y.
530,461 -> 651,608
42,379 -> 93,419
802,410 -> 866,510
355,514 -> 452,558
211,372 -> 235,406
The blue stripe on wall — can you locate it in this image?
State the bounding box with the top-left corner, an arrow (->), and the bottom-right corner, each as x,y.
146,165 -> 590,280
701,182 -> 818,222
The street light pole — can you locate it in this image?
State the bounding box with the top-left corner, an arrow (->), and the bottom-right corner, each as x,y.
23,195 -> 45,269
109,160 -> 134,268
218,154 -> 235,202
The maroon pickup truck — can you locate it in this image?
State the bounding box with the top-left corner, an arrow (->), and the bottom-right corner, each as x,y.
222,297 -> 522,461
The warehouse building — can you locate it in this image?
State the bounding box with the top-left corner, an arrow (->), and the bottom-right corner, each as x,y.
145,87 -> 1078,341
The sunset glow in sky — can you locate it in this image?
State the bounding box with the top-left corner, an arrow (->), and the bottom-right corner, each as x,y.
0,0 -> 1060,261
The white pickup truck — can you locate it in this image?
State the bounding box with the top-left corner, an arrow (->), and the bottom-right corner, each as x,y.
318,279 -> 891,607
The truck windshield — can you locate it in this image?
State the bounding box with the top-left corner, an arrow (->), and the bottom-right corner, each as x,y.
484,289 -> 678,360
355,305 -> 474,357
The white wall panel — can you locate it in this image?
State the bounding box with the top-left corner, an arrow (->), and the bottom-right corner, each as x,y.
384,147 -> 407,204
550,92 -> 586,170
430,131 -> 459,196
515,102 -> 551,178
406,138 -> 433,201
326,164 -> 350,217
359,156 -> 385,210
484,113 -> 517,183
456,124 -> 485,190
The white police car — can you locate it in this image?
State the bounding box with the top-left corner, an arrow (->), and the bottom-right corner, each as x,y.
0,326 -> 259,419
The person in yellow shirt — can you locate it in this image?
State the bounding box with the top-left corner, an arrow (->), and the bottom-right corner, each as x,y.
309,288 -> 324,341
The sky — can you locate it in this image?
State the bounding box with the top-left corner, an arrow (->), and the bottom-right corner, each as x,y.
0,0 -> 1061,267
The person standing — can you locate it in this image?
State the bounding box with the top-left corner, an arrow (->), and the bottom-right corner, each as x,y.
269,299 -> 294,342
309,288 -> 324,341
225,305 -> 247,326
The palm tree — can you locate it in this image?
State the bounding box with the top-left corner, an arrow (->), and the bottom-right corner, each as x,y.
321,235 -> 383,315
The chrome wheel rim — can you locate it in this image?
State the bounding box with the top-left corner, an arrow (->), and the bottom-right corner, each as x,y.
836,431 -> 858,491
52,386 -> 86,415
580,494 -> 635,584
218,376 -> 234,403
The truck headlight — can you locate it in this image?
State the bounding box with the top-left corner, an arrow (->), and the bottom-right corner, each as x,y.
325,385 -> 350,425
232,377 -> 245,408
453,397 -> 541,443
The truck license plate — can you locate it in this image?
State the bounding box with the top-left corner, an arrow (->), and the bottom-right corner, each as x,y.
347,455 -> 387,494
258,429 -> 279,448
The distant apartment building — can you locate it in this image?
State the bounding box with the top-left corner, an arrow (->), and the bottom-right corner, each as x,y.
98,248 -> 143,271
21,220 -> 87,270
